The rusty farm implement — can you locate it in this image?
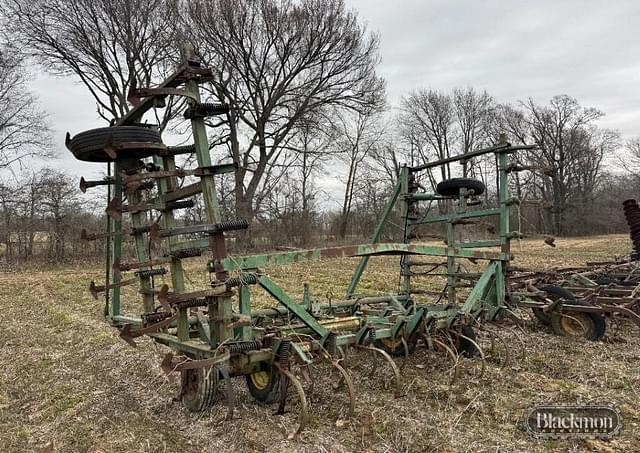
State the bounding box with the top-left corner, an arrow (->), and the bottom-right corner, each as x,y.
66,50 -> 637,437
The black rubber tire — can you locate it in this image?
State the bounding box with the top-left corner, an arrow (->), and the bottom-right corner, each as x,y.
436,178 -> 485,197
374,335 -> 418,357
456,325 -> 478,358
533,285 -> 577,326
245,362 -> 284,404
68,126 -> 164,162
550,299 -> 606,341
181,366 -> 218,412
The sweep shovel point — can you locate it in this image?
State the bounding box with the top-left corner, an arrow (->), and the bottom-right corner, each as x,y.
89,280 -> 99,300
119,324 -> 137,348
160,353 -> 175,374
158,284 -> 172,311
106,197 -> 122,221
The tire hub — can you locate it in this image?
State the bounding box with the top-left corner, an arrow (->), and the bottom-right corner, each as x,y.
249,371 -> 270,391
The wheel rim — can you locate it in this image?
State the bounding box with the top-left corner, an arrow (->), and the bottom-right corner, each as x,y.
560,313 -> 593,337
250,371 -> 270,390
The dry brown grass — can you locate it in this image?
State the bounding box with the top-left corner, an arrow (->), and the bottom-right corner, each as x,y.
0,235 -> 638,452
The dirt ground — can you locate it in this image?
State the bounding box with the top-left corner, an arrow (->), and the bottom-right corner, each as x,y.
0,235 -> 638,452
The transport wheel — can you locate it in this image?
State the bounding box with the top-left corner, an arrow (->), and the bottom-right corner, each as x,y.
436,178 -> 485,197
181,366 -> 219,412
532,285 -> 576,326
66,126 -> 164,162
245,362 -> 285,403
550,299 -> 606,341
374,335 -> 418,357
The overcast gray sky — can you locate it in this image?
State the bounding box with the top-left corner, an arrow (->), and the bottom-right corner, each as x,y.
24,0 -> 640,184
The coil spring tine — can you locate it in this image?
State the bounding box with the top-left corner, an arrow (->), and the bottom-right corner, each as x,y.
278,339 -> 292,369
215,219 -> 249,232
142,311 -> 172,325
172,298 -> 208,309
165,144 -> 196,156
225,273 -> 258,290
226,340 -> 263,354
623,200 -> 640,259
135,268 -> 167,278
170,248 -> 203,259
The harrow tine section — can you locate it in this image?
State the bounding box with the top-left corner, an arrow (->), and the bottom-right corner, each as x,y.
319,351 -> 355,418
297,363 -> 315,397
506,326 -> 527,361
357,345 -> 402,397
399,337 -> 410,371
478,326 -> 511,368
431,337 -> 460,387
457,333 -> 486,379
274,363 -> 309,439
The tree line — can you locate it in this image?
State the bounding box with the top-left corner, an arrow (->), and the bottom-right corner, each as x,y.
0,0 -> 638,264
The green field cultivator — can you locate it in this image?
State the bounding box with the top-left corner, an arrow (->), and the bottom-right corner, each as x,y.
67,50 -> 639,437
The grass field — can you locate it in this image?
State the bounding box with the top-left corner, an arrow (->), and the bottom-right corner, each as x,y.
0,235 -> 638,452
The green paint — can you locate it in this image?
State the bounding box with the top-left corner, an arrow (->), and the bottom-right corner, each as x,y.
409,207 -> 501,225
152,154 -> 189,341
220,243 -> 508,272
238,285 -> 252,340
110,162 -> 123,320
258,275 -> 328,338
460,261 -> 498,318
347,173 -> 403,296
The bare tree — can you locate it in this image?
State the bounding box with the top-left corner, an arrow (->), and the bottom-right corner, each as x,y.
399,90 -> 454,183
495,95 -> 618,235
334,108 -> 385,239
0,45 -> 52,169
452,87 -> 494,178
37,169 -> 80,261
185,0 -> 385,232
628,137 -> 640,159
619,136 -> 640,173
2,0 -> 179,123
288,116 -> 338,243
0,168 -> 105,263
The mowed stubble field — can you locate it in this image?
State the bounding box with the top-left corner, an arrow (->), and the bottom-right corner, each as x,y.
0,235 -> 638,452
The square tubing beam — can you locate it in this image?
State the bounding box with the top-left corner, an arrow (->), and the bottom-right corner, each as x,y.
109,162 -> 124,321
258,275 -> 329,339
347,174 -> 403,296
153,154 -> 189,341
125,158 -> 155,314
183,55 -> 232,347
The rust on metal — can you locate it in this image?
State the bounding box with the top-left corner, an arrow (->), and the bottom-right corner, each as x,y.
119,314 -> 178,347
89,277 -> 137,300
273,362 -> 309,439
